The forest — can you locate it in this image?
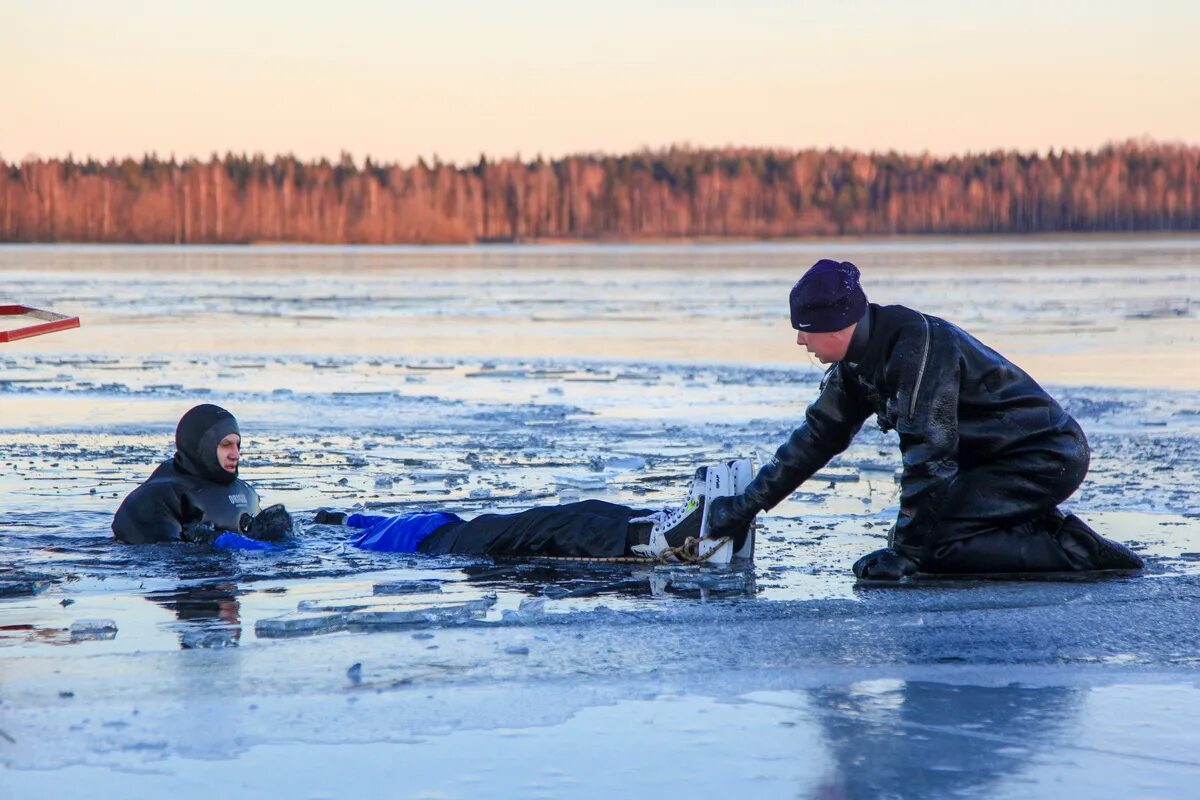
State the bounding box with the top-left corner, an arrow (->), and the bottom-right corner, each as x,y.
2,141 -> 1197,243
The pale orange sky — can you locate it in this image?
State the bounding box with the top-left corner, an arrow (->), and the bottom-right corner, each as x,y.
2,0 -> 1197,165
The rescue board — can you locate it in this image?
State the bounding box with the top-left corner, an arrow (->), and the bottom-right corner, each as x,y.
0,305 -> 81,343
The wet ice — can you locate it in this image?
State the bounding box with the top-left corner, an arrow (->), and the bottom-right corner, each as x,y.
2,242 -> 1199,796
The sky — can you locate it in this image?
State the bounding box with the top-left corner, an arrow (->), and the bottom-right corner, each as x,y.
2,0 -> 1197,165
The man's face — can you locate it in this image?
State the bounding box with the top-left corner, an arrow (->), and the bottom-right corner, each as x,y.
217,434 -> 241,473
796,323 -> 856,364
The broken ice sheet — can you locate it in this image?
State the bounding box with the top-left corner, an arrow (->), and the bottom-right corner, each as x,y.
654,568 -> 757,596
372,580 -> 445,596
409,470 -> 469,482
344,596 -> 495,630
553,473 -> 611,490
255,596 -> 495,639
501,597 -> 549,623
69,618 -> 118,641
254,612 -> 351,639
600,455 -> 647,471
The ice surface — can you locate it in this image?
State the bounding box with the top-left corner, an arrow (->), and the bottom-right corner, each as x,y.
1,241 -> 1199,797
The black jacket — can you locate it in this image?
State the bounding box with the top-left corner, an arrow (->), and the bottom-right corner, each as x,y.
745,303 -> 1085,552
112,404 -> 261,544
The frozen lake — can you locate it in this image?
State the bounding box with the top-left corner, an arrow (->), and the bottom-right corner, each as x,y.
1,239 -> 1198,798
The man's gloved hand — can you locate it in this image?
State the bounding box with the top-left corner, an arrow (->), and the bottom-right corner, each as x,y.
245,504 -> 295,541
180,520 -> 219,545
852,547 -> 919,581
707,493 -> 760,546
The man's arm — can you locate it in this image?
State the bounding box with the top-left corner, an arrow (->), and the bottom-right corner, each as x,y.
111,483 -> 188,544
710,364 -> 872,535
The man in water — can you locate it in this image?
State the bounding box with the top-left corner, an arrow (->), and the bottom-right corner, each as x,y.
114,404 -> 741,560
707,259 -> 1143,580
112,403 -> 293,548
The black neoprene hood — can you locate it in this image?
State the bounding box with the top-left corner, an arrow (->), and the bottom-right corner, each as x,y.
173,404 -> 240,485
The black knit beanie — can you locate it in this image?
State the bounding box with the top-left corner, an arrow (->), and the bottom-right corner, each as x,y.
789,259 -> 868,333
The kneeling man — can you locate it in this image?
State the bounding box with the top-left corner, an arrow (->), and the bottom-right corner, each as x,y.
708,259 -> 1143,580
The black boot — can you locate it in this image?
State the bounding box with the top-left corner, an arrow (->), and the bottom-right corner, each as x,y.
853,547 -> 919,580
1055,513 -> 1144,571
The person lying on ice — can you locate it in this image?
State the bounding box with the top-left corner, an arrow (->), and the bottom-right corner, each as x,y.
706,259 -> 1144,581
313,456 -> 751,559
113,404 -> 751,560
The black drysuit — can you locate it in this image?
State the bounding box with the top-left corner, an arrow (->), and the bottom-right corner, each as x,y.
743,303 -> 1142,574
112,404 -> 261,544
418,499 -> 653,558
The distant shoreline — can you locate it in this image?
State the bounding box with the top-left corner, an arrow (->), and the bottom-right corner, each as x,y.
5,143 -> 1198,245
3,231 -> 1199,248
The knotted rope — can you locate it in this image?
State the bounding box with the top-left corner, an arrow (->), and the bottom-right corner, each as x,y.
525,536 -> 733,565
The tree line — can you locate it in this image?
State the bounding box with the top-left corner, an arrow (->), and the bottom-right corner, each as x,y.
2,141 -> 1197,244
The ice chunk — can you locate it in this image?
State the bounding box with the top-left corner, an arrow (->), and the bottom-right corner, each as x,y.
660,570 -> 756,595
343,596 -> 495,631
602,455 -> 647,471
410,470 -> 468,482
518,598 -> 547,616
255,612 -> 351,639
373,475 -> 394,489
503,598 -> 547,623
256,596 -> 495,639
69,619 -> 118,641
296,599 -> 370,613
179,627 -> 239,649
372,580 -> 445,596
811,469 -> 860,483
553,473 -> 609,490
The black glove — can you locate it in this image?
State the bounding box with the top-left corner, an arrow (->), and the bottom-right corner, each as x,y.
852,547 -> 918,581
245,504 -> 295,541
707,493 -> 759,549
180,520 -> 219,545
312,509 -> 348,526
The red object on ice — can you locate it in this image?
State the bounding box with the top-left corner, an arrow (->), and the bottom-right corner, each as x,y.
0,305 -> 81,343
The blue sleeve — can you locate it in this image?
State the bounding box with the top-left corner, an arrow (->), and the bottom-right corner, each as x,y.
212,532 -> 282,551
349,512 -> 460,553
346,513 -> 391,529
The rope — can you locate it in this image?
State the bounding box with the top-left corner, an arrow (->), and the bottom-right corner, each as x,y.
525,536 -> 733,565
